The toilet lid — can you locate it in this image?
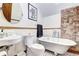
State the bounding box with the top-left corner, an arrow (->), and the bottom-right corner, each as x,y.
29,44 -> 44,49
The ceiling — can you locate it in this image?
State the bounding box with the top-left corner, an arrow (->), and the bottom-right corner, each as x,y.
36,3 -> 79,17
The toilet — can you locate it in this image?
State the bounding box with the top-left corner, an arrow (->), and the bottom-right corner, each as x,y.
24,35 -> 45,56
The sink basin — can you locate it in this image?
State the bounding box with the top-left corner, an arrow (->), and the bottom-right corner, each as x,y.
0,35 -> 22,46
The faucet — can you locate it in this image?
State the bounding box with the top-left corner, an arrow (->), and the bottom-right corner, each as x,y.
53,31 -> 60,38
0,29 -> 4,38
0,29 -> 8,38
1,29 -> 3,32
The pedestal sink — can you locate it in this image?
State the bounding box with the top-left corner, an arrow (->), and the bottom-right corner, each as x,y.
0,35 -> 22,46
0,34 -> 22,55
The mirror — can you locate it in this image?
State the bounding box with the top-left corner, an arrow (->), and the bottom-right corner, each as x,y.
2,3 -> 23,24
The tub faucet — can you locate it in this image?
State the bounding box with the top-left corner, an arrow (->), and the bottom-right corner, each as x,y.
53,31 -> 59,38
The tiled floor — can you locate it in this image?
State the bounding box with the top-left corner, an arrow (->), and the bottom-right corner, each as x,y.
44,50 -> 79,56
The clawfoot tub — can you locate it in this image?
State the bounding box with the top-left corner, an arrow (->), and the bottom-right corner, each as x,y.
38,37 -> 77,55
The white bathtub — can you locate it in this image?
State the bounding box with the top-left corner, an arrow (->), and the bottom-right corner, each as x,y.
38,37 -> 77,55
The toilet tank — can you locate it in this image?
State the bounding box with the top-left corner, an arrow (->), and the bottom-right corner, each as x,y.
25,34 -> 37,46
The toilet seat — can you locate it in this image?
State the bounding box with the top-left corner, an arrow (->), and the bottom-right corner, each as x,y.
29,44 -> 44,49
27,43 -> 45,56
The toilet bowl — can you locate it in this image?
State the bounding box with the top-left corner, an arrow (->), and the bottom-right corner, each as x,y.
24,34 -> 45,56
27,44 -> 45,56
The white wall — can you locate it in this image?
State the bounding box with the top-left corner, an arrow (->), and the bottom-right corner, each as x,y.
37,8 -> 43,25
42,13 -> 61,28
42,13 -> 61,37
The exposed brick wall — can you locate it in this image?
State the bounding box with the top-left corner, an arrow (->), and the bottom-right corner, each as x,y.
61,7 -> 79,41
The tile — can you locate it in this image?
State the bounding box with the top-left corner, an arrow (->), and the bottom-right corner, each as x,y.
44,50 -> 79,56
44,50 -> 55,56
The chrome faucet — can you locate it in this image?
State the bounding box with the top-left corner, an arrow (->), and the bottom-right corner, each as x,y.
0,29 -> 4,38
1,29 -> 3,32
0,29 -> 8,38
53,31 -> 59,38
